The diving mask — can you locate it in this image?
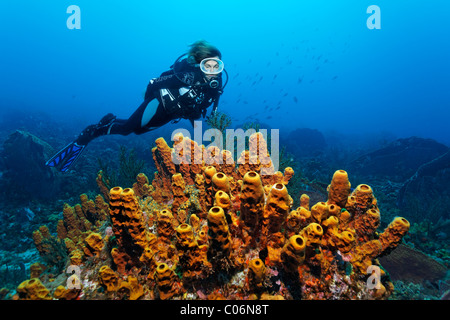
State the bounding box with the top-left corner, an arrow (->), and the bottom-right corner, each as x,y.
199,58 -> 224,75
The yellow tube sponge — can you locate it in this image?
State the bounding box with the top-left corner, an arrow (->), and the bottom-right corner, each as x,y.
171,173 -> 188,215
133,172 -> 151,198
351,208 -> 381,242
350,240 -> 383,273
83,232 -> 104,257
335,230 -> 357,254
311,202 -> 328,224
327,203 -> 340,217
378,217 -> 410,253
120,187 -> 152,251
118,276 -> 144,300
300,223 -> 323,246
327,170 -> 351,208
157,209 -> 175,240
53,285 -> 81,300
176,223 -> 196,249
300,193 -> 310,210
282,167 -> 294,185
351,184 -> 376,210
214,190 -> 232,210
263,183 -> 291,234
212,172 -> 230,194
248,258 -> 267,288
286,209 -> 302,236
155,263 -> 179,300
239,171 -> 265,231
204,165 -> 217,184
176,223 -> 211,279
207,206 -> 232,258
16,278 -> 52,300
99,265 -> 121,292
281,235 -> 306,270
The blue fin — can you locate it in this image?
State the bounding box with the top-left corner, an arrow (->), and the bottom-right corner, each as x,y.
45,142 -> 86,172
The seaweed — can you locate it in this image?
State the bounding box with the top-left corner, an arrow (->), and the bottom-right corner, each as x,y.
0,261 -> 27,291
97,145 -> 146,189
118,146 -> 145,188
205,111 -> 232,132
40,237 -> 68,274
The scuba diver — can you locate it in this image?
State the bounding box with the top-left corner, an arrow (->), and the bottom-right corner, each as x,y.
46,40 -> 228,172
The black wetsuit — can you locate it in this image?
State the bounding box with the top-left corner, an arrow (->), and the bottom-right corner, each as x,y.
47,58 -> 223,172
108,58 -> 222,136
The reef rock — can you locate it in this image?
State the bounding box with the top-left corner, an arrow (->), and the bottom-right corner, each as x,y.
379,244 -> 448,284
0,130 -> 58,200
282,128 -> 327,158
348,137 -> 449,181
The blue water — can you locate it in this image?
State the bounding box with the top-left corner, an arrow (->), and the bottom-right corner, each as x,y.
1,0 -> 449,145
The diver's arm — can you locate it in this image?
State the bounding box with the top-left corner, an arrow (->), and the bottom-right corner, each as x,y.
144,73 -> 185,100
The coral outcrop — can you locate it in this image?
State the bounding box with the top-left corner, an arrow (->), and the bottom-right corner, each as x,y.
22,132 -> 410,300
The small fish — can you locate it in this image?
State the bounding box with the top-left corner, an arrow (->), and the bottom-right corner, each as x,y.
332,75 -> 338,80
243,101 -> 248,104
283,93 -> 288,97
276,106 -> 280,110
233,73 -> 240,79
293,96 -> 298,103
266,116 -> 272,119
297,77 -> 303,84
273,75 -> 277,80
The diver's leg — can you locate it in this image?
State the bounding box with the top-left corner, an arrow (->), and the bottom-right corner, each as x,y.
109,98 -> 172,135
75,113 -> 117,145
111,98 -> 160,135
46,98 -> 169,172
46,112 -> 119,172
74,97 -> 160,145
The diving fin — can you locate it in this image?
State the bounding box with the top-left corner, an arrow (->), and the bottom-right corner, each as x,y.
45,141 -> 86,172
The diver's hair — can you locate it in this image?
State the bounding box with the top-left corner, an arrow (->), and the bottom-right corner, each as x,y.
187,40 -> 222,64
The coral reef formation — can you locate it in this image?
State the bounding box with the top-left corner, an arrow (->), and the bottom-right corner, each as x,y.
0,130 -> 58,200
17,132 -> 410,300
379,244 -> 447,284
